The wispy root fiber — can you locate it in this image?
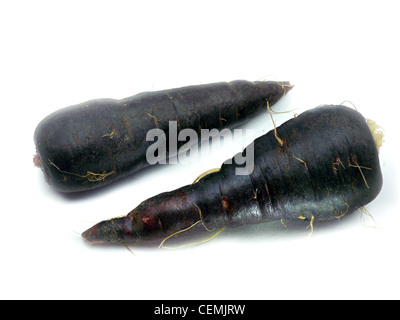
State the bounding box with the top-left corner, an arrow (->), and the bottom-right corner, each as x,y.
298,215 -> 315,237
335,202 -> 349,219
159,203 -> 225,249
266,100 -> 284,147
291,154 -> 308,172
48,160 -> 116,182
147,113 -> 162,128
360,206 -> 379,229
159,221 -> 225,250
102,127 -> 117,139
348,161 -> 372,189
192,168 -> 220,184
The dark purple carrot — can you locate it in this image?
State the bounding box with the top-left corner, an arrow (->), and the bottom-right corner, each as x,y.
34,80 -> 292,193
82,105 -> 383,247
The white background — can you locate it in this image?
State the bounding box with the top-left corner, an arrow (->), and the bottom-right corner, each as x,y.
1,0 -> 399,300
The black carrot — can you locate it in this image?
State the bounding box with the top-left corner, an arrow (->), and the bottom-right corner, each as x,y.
82,105 -> 383,246
34,80 -> 292,192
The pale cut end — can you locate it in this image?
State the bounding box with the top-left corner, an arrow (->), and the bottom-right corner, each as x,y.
367,119 -> 384,153
33,153 -> 43,169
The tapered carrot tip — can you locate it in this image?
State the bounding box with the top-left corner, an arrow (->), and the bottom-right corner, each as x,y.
82,224 -> 101,244
282,81 -> 294,93
82,216 -> 129,244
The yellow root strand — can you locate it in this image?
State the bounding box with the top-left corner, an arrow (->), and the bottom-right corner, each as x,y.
159,203 -> 226,249
280,219 -> 287,228
159,220 -> 203,248
291,154 -> 308,171
360,206 -> 379,228
102,127 -> 117,139
281,82 -> 294,95
348,162 -> 372,189
333,157 -> 345,169
267,100 -> 284,147
235,106 -> 240,120
147,113 -> 162,128
193,203 -> 215,232
269,108 -> 300,115
218,111 -> 227,125
306,215 -> 315,237
48,160 -> 116,182
122,243 -> 137,257
335,202 -> 349,219
340,100 -> 359,111
159,221 -> 225,250
161,227 -> 225,250
192,168 -> 220,184
298,215 -> 315,236
253,189 -> 258,200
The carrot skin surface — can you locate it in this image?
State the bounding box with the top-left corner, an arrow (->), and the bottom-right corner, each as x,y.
82,105 -> 383,246
34,80 -> 291,193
